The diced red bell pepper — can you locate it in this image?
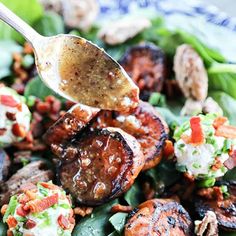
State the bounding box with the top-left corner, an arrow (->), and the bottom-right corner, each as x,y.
0,95 -> 19,107
190,116 -> 204,144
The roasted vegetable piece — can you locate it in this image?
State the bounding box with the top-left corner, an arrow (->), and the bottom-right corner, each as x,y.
174,44 -> 208,101
92,101 -> 168,170
195,183 -> 236,231
125,198 -> 193,236
0,149 -> 10,183
119,43 -> 166,100
0,161 -> 53,206
57,127 -> 144,205
44,103 -> 100,145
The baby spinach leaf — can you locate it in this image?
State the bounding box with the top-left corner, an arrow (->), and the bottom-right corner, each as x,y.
0,0 -> 43,43
3,196 -> 18,222
0,220 -> 7,236
210,91 -> 236,125
109,212 -> 128,234
223,167 -> 236,181
34,11 -> 65,36
24,76 -> 64,101
124,181 -> 145,207
72,200 -> 118,236
144,160 -> 181,196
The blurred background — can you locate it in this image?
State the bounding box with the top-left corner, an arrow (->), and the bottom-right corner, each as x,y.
208,0 -> 236,17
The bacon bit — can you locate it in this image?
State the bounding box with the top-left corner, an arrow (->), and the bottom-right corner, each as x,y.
12,52 -> 22,62
143,182 -> 155,200
24,219 -> 37,229
25,131 -> 33,143
213,116 -> 228,129
6,216 -> 17,228
190,116 -> 204,144
18,195 -> 31,205
213,187 -> 224,202
211,157 -> 222,171
12,123 -> 26,138
1,204 -> 8,216
7,230 -> 13,236
25,190 -> 37,201
224,149 -> 236,170
23,42 -> 34,54
51,99 -> 61,114
16,205 -> 29,217
111,204 -> 133,213
215,125 -> 236,139
73,207 -> 93,217
26,193 -> 59,213
6,112 -> 16,121
183,172 -> 195,182
0,95 -> 19,107
36,102 -> 51,114
163,140 -> 174,158
181,134 -> 191,144
68,209 -> 75,225
197,187 -> 223,201
58,214 -> 70,230
40,182 -> 59,190
0,128 -> 6,136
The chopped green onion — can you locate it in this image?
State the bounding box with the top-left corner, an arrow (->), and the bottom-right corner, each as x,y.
197,178 -> 216,188
3,196 -> 18,222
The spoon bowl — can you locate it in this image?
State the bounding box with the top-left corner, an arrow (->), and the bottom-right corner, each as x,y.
35,34 -> 139,111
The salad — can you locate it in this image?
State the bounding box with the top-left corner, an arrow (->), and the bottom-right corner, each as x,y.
0,0 -> 236,236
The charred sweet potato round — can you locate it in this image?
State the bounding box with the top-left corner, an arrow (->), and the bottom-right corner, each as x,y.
44,103 -> 100,145
58,127 -> 144,205
92,101 -> 168,170
195,183 -> 236,231
119,43 -> 166,100
125,198 -> 193,236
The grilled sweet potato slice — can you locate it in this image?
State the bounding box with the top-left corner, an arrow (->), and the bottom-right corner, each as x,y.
125,198 -> 193,236
44,103 -> 100,145
195,183 -> 236,231
92,101 -> 168,170
119,43 -> 166,100
57,127 -> 144,205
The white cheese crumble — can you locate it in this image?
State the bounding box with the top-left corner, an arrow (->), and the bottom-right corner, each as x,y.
0,87 -> 31,147
174,114 -> 234,179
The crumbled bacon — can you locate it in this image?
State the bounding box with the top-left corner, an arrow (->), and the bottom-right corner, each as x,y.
24,219 -> 37,229
58,214 -> 70,230
6,112 -> 16,121
111,204 -> 133,213
197,187 -> 223,201
26,193 -> 59,213
16,205 -> 30,217
163,140 -> 174,158
40,182 -> 60,190
6,216 -> 17,228
211,157 -> 222,171
213,116 -> 228,129
12,123 -> 26,138
1,204 -> 8,216
0,128 -> 6,136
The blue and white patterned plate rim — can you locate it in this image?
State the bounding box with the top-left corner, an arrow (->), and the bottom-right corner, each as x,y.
98,0 -> 236,32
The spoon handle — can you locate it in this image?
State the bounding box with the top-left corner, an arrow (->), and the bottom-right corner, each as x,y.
0,2 -> 42,45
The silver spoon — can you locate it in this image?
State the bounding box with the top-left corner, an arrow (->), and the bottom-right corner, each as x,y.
0,3 -> 139,112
